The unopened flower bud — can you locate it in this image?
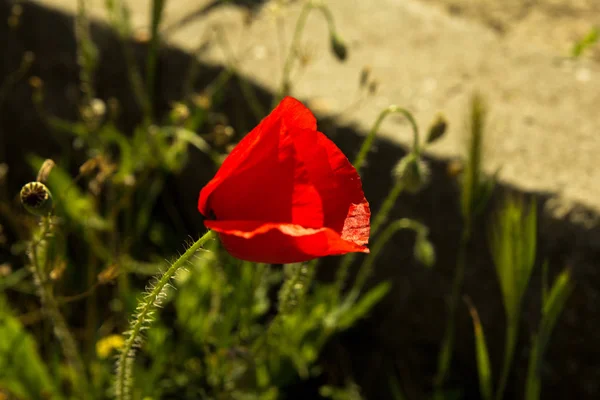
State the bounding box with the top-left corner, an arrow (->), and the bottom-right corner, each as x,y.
426,114 -> 448,144
330,32 -> 348,61
170,102 -> 190,124
414,235 -> 435,268
393,154 -> 431,193
20,182 -> 53,216
90,98 -> 106,119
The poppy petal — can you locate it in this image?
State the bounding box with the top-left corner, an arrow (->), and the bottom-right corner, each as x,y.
290,128 -> 370,243
205,220 -> 368,264
198,97 -> 316,217
200,125 -> 325,227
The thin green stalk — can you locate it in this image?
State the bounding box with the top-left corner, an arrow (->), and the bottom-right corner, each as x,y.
371,181 -> 405,236
350,218 -> 427,297
75,0 -> 98,106
496,320 -> 518,400
105,0 -> 151,122
29,218 -> 91,397
353,106 -> 420,174
435,226 -> 470,388
435,94 -> 489,393
115,230 -> 215,400
212,26 -> 265,121
276,1 -> 343,103
277,1 -> 315,103
146,0 -> 166,119
278,261 -> 317,316
333,181 -> 404,298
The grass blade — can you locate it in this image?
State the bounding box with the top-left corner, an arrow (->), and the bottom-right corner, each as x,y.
466,297 -> 493,400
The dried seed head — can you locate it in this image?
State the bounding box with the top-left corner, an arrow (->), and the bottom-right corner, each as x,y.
393,154 -> 431,194
36,159 -> 55,183
20,182 -> 53,216
98,264 -> 120,284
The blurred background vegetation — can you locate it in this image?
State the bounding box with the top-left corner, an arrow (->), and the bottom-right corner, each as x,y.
0,0 -> 595,399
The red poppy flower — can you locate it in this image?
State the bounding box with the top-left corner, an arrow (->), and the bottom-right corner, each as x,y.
198,96 -> 370,263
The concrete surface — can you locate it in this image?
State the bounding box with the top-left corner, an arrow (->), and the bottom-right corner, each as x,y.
36,0 -> 600,223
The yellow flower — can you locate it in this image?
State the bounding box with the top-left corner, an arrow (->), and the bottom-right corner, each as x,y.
96,334 -> 125,359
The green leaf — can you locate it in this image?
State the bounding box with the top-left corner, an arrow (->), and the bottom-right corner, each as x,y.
0,296 -> 61,399
525,269 -> 573,400
525,334 -> 541,400
466,300 -> 493,400
336,282 -> 391,330
537,269 -> 574,366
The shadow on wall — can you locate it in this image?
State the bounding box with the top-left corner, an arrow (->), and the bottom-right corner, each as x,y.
0,1 -> 599,399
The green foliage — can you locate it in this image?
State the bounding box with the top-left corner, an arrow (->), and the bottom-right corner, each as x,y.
465,196 -> 572,400
436,93 -> 495,391
461,94 -> 495,224
525,269 -> 574,400
489,195 -> 537,400
490,196 -> 537,324
466,299 -> 493,400
0,296 -> 60,400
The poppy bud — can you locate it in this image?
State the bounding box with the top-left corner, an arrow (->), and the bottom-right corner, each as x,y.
393,154 -> 431,194
169,102 -> 190,125
414,235 -> 435,268
426,114 -> 448,144
20,182 -> 53,216
330,32 -> 348,61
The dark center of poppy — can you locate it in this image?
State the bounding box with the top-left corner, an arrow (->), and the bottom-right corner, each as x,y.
21,182 -> 48,208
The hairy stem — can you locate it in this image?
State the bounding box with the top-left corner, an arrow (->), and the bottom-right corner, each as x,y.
29,217 -> 91,397
115,230 -> 215,400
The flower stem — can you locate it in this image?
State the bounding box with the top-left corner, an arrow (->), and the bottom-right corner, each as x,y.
29,217 -> 91,397
351,218 -> 427,296
115,229 -> 215,400
278,1 -> 313,103
435,226 -> 470,390
276,1 -> 340,104
334,180 -> 404,299
496,319 -> 519,400
354,105 -> 420,174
